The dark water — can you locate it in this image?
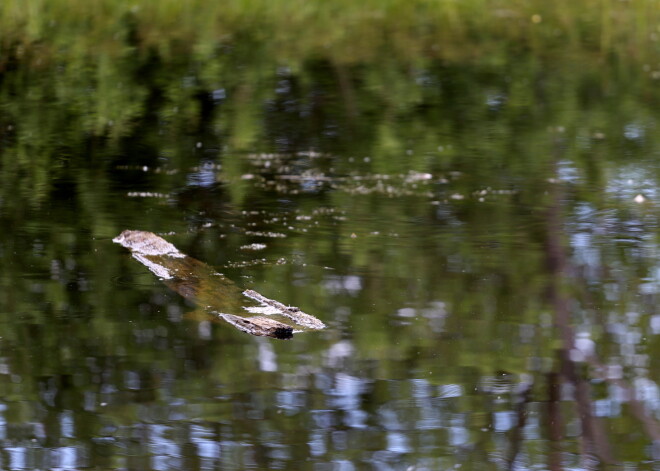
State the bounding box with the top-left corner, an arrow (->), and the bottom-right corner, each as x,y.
1,50 -> 660,470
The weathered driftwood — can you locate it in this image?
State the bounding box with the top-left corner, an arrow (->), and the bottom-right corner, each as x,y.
113,230 -> 325,339
243,289 -> 325,330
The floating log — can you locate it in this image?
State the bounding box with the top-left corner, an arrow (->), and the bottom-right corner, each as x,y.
113,230 -> 324,339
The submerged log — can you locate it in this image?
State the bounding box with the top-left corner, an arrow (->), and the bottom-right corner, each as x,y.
113,230 -> 324,339
219,314 -> 293,340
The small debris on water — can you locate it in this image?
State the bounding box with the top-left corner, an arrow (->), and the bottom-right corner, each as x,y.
245,230 -> 287,238
240,243 -> 267,251
634,194 -> 646,203
127,191 -> 170,198
404,171 -> 432,182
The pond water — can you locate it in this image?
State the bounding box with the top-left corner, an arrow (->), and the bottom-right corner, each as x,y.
2,17 -> 660,470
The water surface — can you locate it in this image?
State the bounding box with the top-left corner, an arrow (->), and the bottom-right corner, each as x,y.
1,15 -> 660,470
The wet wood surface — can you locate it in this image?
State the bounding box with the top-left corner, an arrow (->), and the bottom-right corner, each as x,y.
114,230 -> 325,339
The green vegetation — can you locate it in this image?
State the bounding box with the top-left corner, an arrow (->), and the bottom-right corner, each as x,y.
1,0 -> 660,153
1,0 -> 659,163
3,0 -> 660,66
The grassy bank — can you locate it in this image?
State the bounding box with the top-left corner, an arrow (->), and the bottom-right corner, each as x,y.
1,0 -> 660,68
